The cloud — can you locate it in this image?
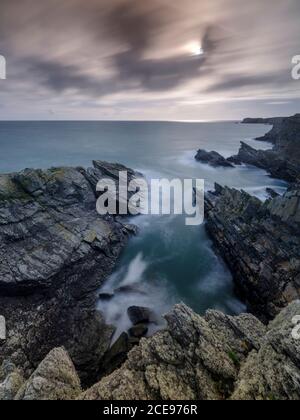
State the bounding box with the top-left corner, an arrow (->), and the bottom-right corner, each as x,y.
1,0 -> 300,119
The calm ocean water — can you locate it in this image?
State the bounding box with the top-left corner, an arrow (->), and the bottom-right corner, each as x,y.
0,121 -> 287,337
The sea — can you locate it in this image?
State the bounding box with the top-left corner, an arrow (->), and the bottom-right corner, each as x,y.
0,121 -> 287,338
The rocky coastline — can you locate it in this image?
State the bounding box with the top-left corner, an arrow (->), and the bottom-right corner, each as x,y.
230,114 -> 300,182
1,114 -> 300,400
0,161 -> 140,386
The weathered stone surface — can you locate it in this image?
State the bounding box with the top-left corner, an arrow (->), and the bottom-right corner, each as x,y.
195,149 -> 234,168
79,304 -> 266,400
205,183 -> 300,321
0,161 -> 138,384
232,301 -> 300,400
2,302 -> 298,400
16,348 -> 81,400
0,360 -> 24,400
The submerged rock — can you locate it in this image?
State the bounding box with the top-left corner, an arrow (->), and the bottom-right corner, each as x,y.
127,306 -> 157,325
195,149 -> 234,168
205,183 -> 300,321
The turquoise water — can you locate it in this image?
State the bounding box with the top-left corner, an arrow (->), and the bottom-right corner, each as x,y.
0,121 -> 287,336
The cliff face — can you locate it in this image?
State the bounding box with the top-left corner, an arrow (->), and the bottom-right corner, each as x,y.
205,183 -> 300,321
0,161 -> 138,384
2,302 -> 299,401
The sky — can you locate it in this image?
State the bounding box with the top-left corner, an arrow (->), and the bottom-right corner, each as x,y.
0,0 -> 300,121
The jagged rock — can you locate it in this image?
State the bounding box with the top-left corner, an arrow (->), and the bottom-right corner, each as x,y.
195,149 -> 234,168
1,301 -> 296,400
129,324 -> 148,338
16,348 -> 81,400
0,360 -> 24,400
127,306 -> 157,325
0,161 -> 138,384
232,114 -> 300,182
228,142 -> 299,182
232,301 -> 300,400
79,303 -> 266,400
205,183 -> 300,321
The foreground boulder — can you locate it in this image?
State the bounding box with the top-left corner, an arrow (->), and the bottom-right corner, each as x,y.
195,149 -> 234,168
16,348 -> 81,400
232,301 -> 300,400
0,161 -> 139,383
205,183 -> 300,321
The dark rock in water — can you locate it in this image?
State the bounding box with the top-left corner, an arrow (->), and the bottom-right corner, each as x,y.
127,306 -> 156,325
129,324 -> 148,338
99,292 -> 114,301
205,183 -> 300,321
0,161 -> 139,385
266,188 -> 280,199
195,149 -> 234,168
115,284 -> 146,296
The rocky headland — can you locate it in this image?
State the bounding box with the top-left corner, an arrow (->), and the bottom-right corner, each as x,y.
229,114 -> 300,182
0,160 -> 140,385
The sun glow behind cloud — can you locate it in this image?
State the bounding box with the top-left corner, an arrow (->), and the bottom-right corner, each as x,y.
186,42 -> 204,56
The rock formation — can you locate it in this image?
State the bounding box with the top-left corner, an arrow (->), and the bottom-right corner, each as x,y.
232,114 -> 300,182
15,347 -> 81,400
195,149 -> 234,168
205,183 -> 300,321
0,161 -> 139,385
2,302 -> 298,401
